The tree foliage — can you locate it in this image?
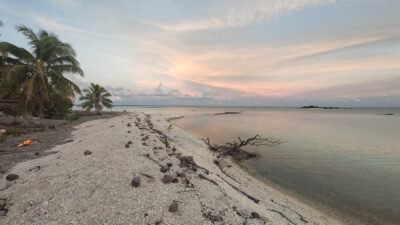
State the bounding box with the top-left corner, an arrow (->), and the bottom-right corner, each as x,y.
79,83 -> 113,114
0,25 -> 83,118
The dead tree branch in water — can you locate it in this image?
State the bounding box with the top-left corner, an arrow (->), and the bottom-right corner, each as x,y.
201,135 -> 281,161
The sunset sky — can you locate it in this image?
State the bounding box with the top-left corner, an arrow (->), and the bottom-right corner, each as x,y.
1,0 -> 399,106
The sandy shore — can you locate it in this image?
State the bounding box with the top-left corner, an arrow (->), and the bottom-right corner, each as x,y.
0,111 -> 342,225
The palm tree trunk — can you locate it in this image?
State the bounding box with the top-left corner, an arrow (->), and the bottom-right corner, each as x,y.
22,96 -> 29,125
38,96 -> 44,118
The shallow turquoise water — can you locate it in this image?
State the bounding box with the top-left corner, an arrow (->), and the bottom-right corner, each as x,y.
121,106 -> 400,224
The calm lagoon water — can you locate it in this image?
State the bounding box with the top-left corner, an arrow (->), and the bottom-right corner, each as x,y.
121,106 -> 400,224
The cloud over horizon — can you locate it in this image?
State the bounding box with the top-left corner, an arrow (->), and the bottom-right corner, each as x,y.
1,0 -> 399,107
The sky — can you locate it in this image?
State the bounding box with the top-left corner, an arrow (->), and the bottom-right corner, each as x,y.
0,0 -> 399,107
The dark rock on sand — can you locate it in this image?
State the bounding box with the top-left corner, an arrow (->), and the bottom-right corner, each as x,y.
131,176 -> 141,187
0,199 -> 7,208
0,210 -> 7,216
0,198 -> 8,216
203,211 -> 224,222
162,175 -> 174,184
166,163 -> 173,167
169,200 -> 179,212
84,150 -> 92,155
179,156 -> 198,171
142,136 -> 149,141
176,172 -> 185,178
183,178 -> 194,188
125,141 -> 133,148
160,166 -> 169,173
5,174 -> 19,181
251,212 -> 261,219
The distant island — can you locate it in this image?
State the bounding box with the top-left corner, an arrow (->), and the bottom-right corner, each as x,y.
214,111 -> 242,115
301,105 -> 340,109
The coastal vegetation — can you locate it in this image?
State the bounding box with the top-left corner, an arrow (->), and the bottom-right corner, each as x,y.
0,25 -> 83,119
301,105 -> 339,109
213,111 -> 241,115
79,83 -> 113,114
0,23 -> 113,144
0,24 -> 113,119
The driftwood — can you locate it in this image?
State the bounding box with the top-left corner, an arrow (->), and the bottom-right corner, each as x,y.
198,174 -> 219,186
201,135 -> 281,160
218,175 -> 260,203
213,159 -> 239,183
267,209 -> 296,225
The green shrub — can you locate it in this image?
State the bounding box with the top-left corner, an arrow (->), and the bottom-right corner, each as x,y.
44,93 -> 73,119
66,111 -> 82,122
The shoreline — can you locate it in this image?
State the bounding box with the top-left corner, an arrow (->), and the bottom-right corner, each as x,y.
167,115 -> 343,224
0,111 -> 341,224
170,114 -> 385,225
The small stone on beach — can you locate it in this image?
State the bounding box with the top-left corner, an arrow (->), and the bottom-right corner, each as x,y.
168,200 -> 179,212
251,212 -> 261,219
0,210 -> 7,216
5,174 -> 19,181
161,175 -> 174,184
176,172 -> 185,178
160,166 -> 168,173
131,176 -> 141,187
84,150 -> 92,155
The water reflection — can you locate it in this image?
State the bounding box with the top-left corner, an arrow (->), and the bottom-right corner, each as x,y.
164,107 -> 400,225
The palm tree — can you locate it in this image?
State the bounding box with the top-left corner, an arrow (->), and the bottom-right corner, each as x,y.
0,25 -> 83,117
79,83 -> 113,114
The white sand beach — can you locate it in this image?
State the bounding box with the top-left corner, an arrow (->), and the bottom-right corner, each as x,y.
0,111 -> 342,225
